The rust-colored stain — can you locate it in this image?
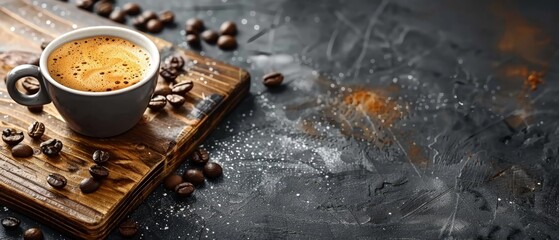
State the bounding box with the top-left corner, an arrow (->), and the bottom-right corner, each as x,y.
525,71 -> 544,91
343,90 -> 403,126
407,142 -> 429,168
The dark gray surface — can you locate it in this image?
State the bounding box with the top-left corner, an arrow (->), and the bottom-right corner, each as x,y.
2,0 -> 559,239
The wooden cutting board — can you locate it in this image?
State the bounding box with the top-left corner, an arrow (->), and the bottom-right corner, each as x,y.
0,0 -> 250,239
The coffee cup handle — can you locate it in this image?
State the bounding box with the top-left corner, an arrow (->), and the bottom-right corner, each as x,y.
6,65 -> 52,106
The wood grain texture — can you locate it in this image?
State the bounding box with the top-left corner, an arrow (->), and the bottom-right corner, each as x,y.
0,0 -> 250,239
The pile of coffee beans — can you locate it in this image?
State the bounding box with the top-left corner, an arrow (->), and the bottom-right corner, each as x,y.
2,122 -> 63,158
80,150 -> 111,194
149,55 -> 193,111
184,18 -> 239,51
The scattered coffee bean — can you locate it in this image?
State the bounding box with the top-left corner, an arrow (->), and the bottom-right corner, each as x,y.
159,10 -> 175,24
94,1 -> 113,17
175,182 -> 195,197
220,21 -> 237,36
89,165 -> 110,180
171,80 -> 193,95
186,34 -> 200,48
163,174 -> 183,190
148,95 -> 167,111
166,94 -> 186,107
183,169 -> 205,186
160,67 -> 179,82
201,30 -> 219,44
154,86 -> 172,96
79,177 -> 100,194
122,2 -> 141,15
262,72 -> 284,87
146,19 -> 164,33
204,162 -> 223,179
164,55 -> 185,70
28,121 -> 45,139
76,0 -> 94,11
191,148 -> 209,164
22,77 -> 40,94
40,41 -> 50,50
109,8 -> 126,23
185,18 -> 204,34
92,150 -> 110,165
132,16 -> 146,28
27,105 -> 43,113
119,220 -> 139,238
217,35 -> 237,50
141,11 -> 158,22
40,139 -> 62,156
1,217 -> 20,229
47,173 -> 67,189
2,129 -> 24,145
11,144 -> 34,158
23,228 -> 43,240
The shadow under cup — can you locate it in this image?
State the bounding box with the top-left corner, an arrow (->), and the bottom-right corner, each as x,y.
6,26 -> 160,138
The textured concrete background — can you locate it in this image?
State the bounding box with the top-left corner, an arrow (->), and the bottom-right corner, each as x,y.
2,0 -> 559,239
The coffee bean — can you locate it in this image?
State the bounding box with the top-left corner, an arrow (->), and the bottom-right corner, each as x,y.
141,11 -> 158,22
186,34 -> 200,48
148,95 -> 167,111
159,10 -> 175,24
166,94 -> 186,107
132,16 -> 146,28
109,8 -> 126,23
146,19 -> 163,33
40,41 -> 50,50
28,121 -> 45,139
171,80 -> 193,95
47,173 -> 67,189
2,129 -> 24,145
160,67 -> 179,82
191,148 -> 209,164
175,182 -> 195,197
203,162 -> 223,179
201,30 -> 219,44
23,228 -> 43,240
27,105 -> 43,113
122,2 -> 141,15
154,86 -> 172,96
183,169 -> 205,186
217,35 -> 237,50
94,1 -> 113,17
40,139 -> 62,156
1,217 -> 20,229
220,21 -> 238,36
11,144 -> 33,158
262,72 -> 284,87
119,219 -> 139,238
164,55 -> 185,70
92,150 -> 110,165
22,77 -> 40,94
76,0 -> 94,11
79,178 -> 100,194
163,174 -> 183,190
185,18 -> 204,34
89,165 -> 109,180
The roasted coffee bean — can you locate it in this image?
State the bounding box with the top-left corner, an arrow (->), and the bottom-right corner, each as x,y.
217,35 -> 237,50
185,18 -> 204,34
89,165 -> 109,180
148,95 -> 167,111
159,10 -> 175,24
132,16 -> 146,28
40,41 -> 50,50
154,86 -> 172,96
119,219 -> 139,237
160,67 -> 179,82
92,150 -> 110,165
186,34 -> 200,48
191,148 -> 209,164
76,0 -> 94,11
2,129 -> 24,145
220,21 -> 238,36
141,11 -> 158,22
171,80 -> 193,95
122,2 -> 141,15
183,169 -> 205,186
166,94 -> 186,107
146,19 -> 164,33
40,139 -> 62,156
203,162 -> 223,179
201,30 -> 219,44
79,178 -> 100,194
1,217 -> 20,229
175,182 -> 195,197
109,8 -> 127,23
164,55 -> 185,70
22,77 -> 40,94
47,173 -> 67,189
27,105 -> 43,113
94,1 -> 113,17
28,121 -> 45,139
11,144 -> 34,158
23,228 -> 43,240
262,72 -> 284,87
163,174 -> 183,190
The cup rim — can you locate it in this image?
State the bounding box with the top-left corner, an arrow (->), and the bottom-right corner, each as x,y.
39,26 -> 160,97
